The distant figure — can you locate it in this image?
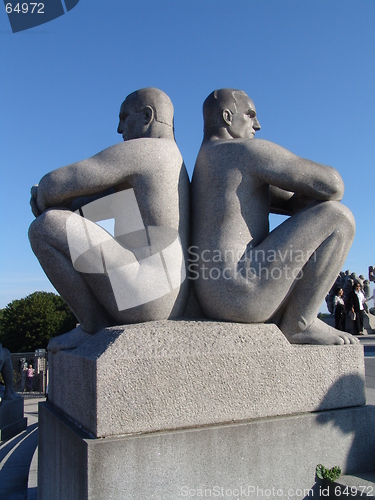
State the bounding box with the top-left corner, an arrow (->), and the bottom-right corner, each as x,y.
27,364 -> 35,392
192,88 -> 357,345
20,359 -> 27,392
333,288 -> 346,332
348,282 -> 366,335
0,344 -> 19,400
29,88 -> 190,334
369,266 -> 375,282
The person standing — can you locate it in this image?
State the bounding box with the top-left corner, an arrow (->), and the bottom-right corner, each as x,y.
333,287 -> 346,332
348,282 -> 366,335
21,359 -> 27,392
27,364 -> 34,391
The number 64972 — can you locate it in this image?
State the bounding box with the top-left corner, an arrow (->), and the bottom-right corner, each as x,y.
5,3 -> 45,14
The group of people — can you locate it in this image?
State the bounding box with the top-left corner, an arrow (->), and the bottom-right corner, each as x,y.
333,282 -> 371,335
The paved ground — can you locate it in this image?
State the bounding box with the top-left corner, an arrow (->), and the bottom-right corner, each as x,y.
1,339 -> 375,499
0,397 -> 40,500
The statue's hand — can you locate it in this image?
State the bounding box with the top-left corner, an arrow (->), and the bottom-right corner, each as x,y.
30,185 -> 40,217
30,184 -> 46,217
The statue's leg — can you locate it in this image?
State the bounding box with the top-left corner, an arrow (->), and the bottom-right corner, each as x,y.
194,200 -> 355,346
29,209 -> 115,333
265,201 -> 356,344
211,201 -> 355,344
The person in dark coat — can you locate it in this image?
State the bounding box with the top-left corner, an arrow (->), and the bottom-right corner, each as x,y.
348,282 -> 366,335
333,287 -> 346,332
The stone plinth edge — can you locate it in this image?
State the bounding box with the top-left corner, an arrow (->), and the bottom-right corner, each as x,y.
47,320 -> 365,438
38,401 -> 375,500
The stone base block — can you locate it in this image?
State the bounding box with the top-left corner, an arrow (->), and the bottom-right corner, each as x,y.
38,401 -> 375,500
47,320 -> 365,438
0,397 -> 27,441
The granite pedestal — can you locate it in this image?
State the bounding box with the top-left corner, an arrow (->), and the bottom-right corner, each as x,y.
0,397 -> 27,441
38,401 -> 375,500
39,320 -> 369,498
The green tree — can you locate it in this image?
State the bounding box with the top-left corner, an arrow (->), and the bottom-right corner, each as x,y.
0,292 -> 77,353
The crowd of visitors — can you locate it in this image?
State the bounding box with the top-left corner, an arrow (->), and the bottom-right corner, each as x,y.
326,270 -> 374,335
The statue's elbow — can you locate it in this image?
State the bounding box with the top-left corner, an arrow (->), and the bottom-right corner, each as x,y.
328,170 -> 344,200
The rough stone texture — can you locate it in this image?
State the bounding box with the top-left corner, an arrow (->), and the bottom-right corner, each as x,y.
0,397 -> 27,441
365,311 -> 375,331
38,401 -> 375,500
47,320 -> 365,438
336,473 -> 375,492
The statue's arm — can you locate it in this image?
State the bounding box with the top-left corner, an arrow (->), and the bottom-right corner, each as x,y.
269,186 -> 318,216
250,139 -> 344,203
31,141 -> 148,215
68,188 -> 115,215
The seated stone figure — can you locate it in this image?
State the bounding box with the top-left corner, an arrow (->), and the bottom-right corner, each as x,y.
29,88 -> 190,334
0,344 -> 19,401
191,88 -> 357,345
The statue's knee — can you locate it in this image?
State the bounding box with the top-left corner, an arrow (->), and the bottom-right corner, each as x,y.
334,202 -> 355,234
29,210 -> 65,248
29,213 -> 48,248
28,217 -> 41,248
324,201 -> 355,235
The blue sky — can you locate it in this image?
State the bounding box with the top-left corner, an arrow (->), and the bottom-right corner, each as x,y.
1,0 -> 374,312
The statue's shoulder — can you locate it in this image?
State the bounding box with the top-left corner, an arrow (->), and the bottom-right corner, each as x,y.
201,137 -> 271,152
198,139 -> 267,162
94,139 -> 183,172
111,137 -> 182,157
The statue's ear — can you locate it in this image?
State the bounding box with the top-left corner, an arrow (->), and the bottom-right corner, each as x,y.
142,106 -> 154,125
222,109 -> 232,127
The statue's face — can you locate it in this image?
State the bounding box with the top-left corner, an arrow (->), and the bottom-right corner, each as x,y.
117,98 -> 147,141
228,94 -> 261,139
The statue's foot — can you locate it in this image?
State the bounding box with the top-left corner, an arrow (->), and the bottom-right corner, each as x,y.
284,318 -> 359,345
48,325 -> 92,354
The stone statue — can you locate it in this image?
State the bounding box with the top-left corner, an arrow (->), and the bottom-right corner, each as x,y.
29,88 -> 190,334
364,279 -> 371,300
191,88 -> 357,345
0,344 -> 19,401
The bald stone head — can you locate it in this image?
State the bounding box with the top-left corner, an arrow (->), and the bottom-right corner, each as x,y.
203,88 -> 261,141
117,87 -> 175,141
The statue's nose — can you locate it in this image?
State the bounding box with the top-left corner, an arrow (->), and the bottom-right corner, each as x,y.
253,117 -> 261,130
